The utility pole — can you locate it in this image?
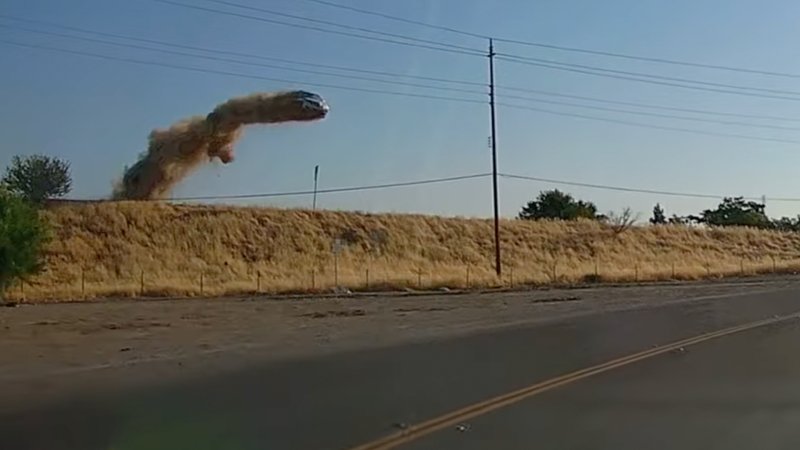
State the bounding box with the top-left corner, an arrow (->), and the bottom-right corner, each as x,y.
312,165 -> 320,210
489,38 -> 501,277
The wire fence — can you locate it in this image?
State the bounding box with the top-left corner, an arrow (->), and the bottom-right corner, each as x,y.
10,253 -> 800,302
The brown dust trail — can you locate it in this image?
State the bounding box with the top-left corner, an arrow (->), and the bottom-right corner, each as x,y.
114,90 -> 329,200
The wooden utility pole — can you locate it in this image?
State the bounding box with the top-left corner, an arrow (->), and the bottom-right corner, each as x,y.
489,38 -> 501,277
312,165 -> 320,210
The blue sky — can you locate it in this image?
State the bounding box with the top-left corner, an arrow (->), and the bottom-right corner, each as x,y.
2,0 -> 800,219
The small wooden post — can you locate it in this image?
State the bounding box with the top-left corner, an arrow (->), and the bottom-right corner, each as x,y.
671,261 -> 676,279
466,266 -> 470,288
509,267 -> 514,287
334,257 -> 339,287
635,264 -> 639,282
311,269 -> 316,290
200,273 -> 204,295
257,271 -> 261,293
140,270 -> 144,296
594,258 -> 599,277
740,259 -> 745,276
365,268 -> 370,290
417,269 -> 422,289
81,268 -> 86,296
772,256 -> 777,273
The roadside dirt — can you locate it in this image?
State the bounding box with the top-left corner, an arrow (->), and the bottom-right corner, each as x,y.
1,277 -> 796,411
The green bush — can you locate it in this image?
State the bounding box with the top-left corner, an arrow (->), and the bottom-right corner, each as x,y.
0,190 -> 49,296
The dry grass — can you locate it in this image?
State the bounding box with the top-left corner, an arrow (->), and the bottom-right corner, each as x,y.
8,202 -> 800,302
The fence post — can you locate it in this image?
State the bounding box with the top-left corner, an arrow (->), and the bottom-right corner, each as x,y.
772,255 -> 777,273
509,267 -> 514,287
671,261 -> 676,279
635,264 -> 639,282
311,269 -> 316,290
365,268 -> 370,290
466,266 -> 470,288
417,268 -> 422,289
705,263 -> 711,277
140,270 -> 144,296
740,258 -> 745,276
200,273 -> 204,296
334,256 -> 339,287
19,280 -> 24,300
81,268 -> 86,297
594,258 -> 599,277
257,271 -> 261,293
552,260 -> 558,283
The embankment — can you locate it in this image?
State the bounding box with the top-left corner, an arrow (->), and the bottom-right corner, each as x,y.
12,202 -> 800,301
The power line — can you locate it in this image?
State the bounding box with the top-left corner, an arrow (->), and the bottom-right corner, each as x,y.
496,85 -> 800,123
498,102 -> 800,145
205,0 -> 479,53
0,24 -> 486,96
496,54 -> 800,97
299,0 -> 489,39
0,39 -> 488,105
0,14 -> 486,87
297,0 -> 800,80
500,173 -> 774,202
492,39 -> 800,80
154,0 -> 485,57
9,16 -> 800,129
496,56 -> 800,103
498,94 -> 800,131
162,173 -> 492,201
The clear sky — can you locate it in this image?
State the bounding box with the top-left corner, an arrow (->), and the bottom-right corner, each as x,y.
2,0 -> 800,219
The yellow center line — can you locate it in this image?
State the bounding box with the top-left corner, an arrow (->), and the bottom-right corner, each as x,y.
348,312 -> 800,450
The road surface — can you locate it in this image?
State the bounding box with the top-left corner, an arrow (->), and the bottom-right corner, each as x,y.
2,282 -> 800,449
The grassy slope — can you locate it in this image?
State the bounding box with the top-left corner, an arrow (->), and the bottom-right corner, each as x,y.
12,202 -> 800,300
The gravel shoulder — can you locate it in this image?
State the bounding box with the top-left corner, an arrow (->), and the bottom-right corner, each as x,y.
1,276 -> 796,412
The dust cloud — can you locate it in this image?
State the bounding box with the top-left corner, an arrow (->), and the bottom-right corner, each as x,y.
113,91 -> 329,200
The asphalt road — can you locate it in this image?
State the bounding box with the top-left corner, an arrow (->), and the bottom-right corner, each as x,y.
3,285 -> 800,450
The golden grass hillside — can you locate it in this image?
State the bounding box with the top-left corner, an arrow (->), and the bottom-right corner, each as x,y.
10,201 -> 800,301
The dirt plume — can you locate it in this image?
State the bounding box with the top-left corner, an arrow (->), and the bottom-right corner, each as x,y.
114,91 -> 329,200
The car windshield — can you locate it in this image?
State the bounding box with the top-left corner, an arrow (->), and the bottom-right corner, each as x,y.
2,1 -> 799,449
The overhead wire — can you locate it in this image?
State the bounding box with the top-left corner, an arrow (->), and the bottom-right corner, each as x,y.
498,94 -> 800,131
495,56 -> 800,103
498,102 -> 800,145
7,15 -> 800,125
0,39 -> 488,105
495,54 -> 800,97
492,39 -> 800,80
299,0 -> 489,39
499,173 -> 791,201
161,173 -> 493,201
0,14 -> 486,87
204,0 -> 480,53
298,0 -> 800,79
0,24 -> 486,95
152,2 -> 800,103
496,85 -> 800,123
153,0 -> 485,57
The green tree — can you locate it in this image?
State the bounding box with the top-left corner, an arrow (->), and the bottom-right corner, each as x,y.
0,190 -> 49,296
700,197 -> 770,228
2,154 -> 72,204
772,216 -> 800,232
518,189 -> 599,221
650,203 -> 666,225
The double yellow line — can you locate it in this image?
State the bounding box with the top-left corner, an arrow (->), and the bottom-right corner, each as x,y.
349,312 -> 800,450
